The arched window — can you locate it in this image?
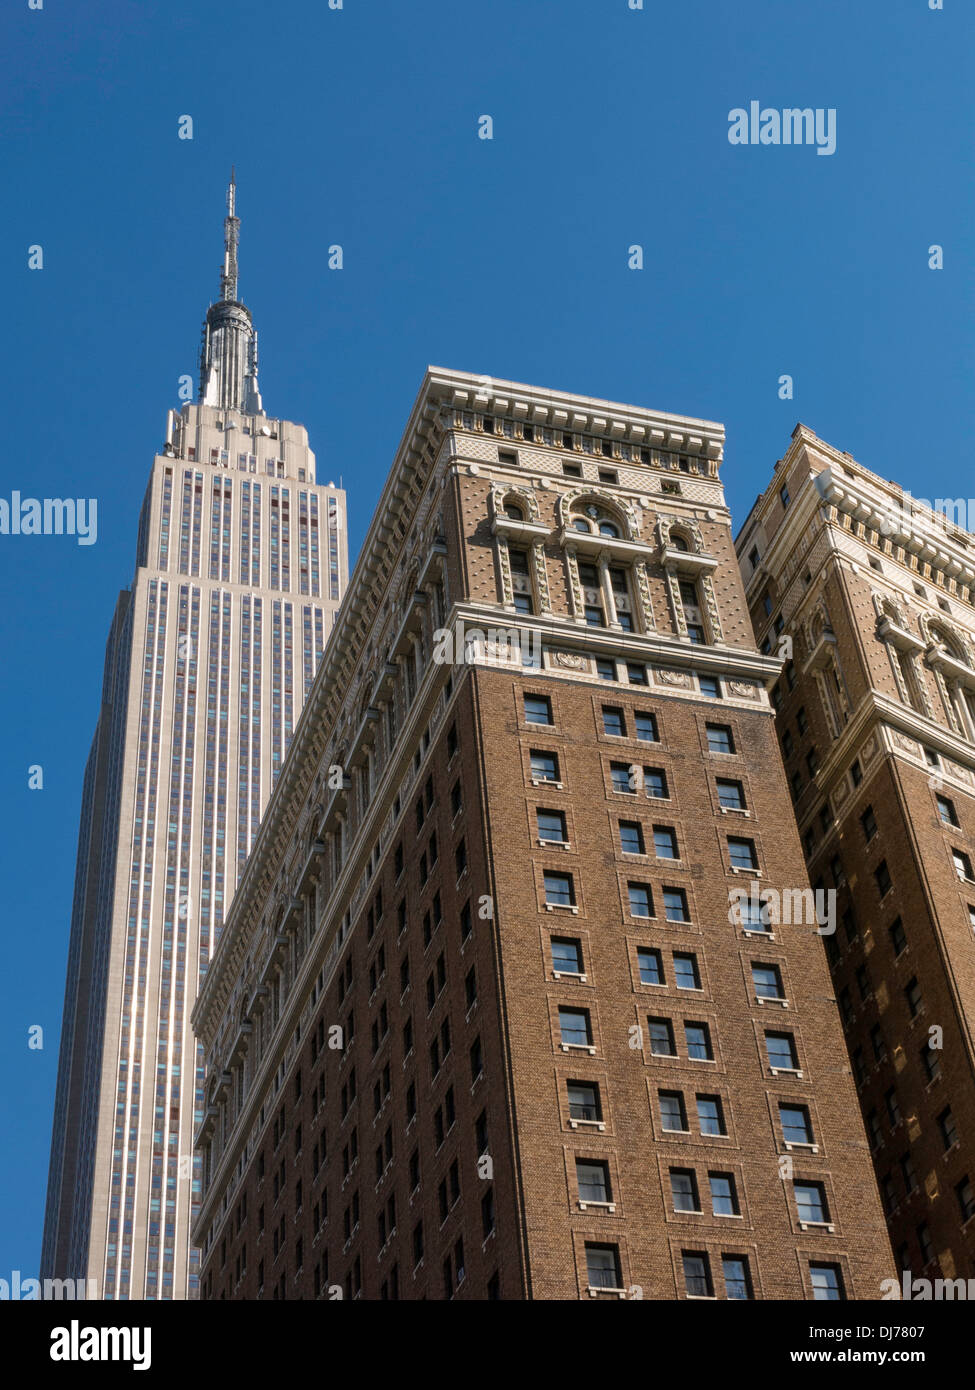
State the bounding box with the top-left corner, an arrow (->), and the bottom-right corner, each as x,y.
671,534 -> 689,552
492,488 -> 547,616
598,519 -> 620,538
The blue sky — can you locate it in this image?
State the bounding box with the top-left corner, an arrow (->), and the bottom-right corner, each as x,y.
0,0 -> 970,1277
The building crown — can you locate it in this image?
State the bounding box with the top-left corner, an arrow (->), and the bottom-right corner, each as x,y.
198,169 -> 264,415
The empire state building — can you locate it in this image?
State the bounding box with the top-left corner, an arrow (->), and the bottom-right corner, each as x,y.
41,176 -> 349,1299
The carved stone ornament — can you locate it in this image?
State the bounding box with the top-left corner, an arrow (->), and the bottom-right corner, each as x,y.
655,667 -> 692,688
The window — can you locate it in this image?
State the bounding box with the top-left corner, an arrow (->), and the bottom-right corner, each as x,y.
901,1152 -> 918,1194
585,1244 -> 621,1291
905,976 -> 923,1018
644,768 -> 669,799
956,1178 -> 975,1222
609,567 -> 633,630
709,1172 -> 739,1216
637,947 -> 664,985
752,963 -> 784,1000
780,1104 -> 813,1146
937,795 -> 959,827
635,711 -> 659,742
559,1008 -> 592,1048
765,1032 -> 798,1071
794,1182 -> 828,1225
619,820 -> 645,854
939,1107 -> 958,1150
698,675 -> 721,700
568,1081 -> 601,1123
728,837 -> 757,872
626,662 -> 648,685
530,749 -> 559,783
696,1094 -> 726,1136
680,579 -> 706,644
685,1021 -> 713,1061
953,849 -> 974,883
917,1222 -> 934,1265
576,1160 -> 611,1205
782,730 -> 794,759
682,1251 -> 713,1298
885,1087 -> 902,1127
838,986 -> 854,1024
627,882 -> 653,918
648,1017 -> 676,1057
509,550 -> 534,614
921,1042 -> 941,1083
748,546 -> 760,571
723,1256 -> 752,1301
871,1025 -> 886,1062
706,723 -> 734,755
796,706 -> 808,734
524,694 -> 552,726
610,761 -> 635,794
537,808 -> 568,844
653,826 -> 679,859
673,953 -> 702,990
602,706 -> 625,737
810,1264 -> 844,1301
596,658 -> 616,682
551,937 -> 583,976
779,483 -> 790,509
867,1108 -> 882,1148
544,872 -> 574,907
663,888 -> 689,922
716,778 -> 745,810
889,917 -> 907,956
737,899 -> 770,934
875,861 -> 892,896
861,806 -> 877,842
659,1090 -> 688,1132
670,1169 -> 701,1213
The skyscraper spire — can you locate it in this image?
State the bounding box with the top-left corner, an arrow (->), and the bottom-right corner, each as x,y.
199,170 -> 263,414
220,167 -> 240,304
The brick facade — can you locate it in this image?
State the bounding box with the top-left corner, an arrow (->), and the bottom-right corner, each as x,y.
193,375 -> 894,1300
737,423 -> 975,1283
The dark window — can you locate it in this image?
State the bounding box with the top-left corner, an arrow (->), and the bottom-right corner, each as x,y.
524,694 -> 552,726
706,723 -> 734,755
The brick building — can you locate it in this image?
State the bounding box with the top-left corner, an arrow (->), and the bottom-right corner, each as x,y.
736,424 -> 975,1283
193,375 -> 893,1300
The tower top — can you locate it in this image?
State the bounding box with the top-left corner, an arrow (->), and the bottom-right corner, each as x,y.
198,170 -> 263,414
220,167 -> 240,303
